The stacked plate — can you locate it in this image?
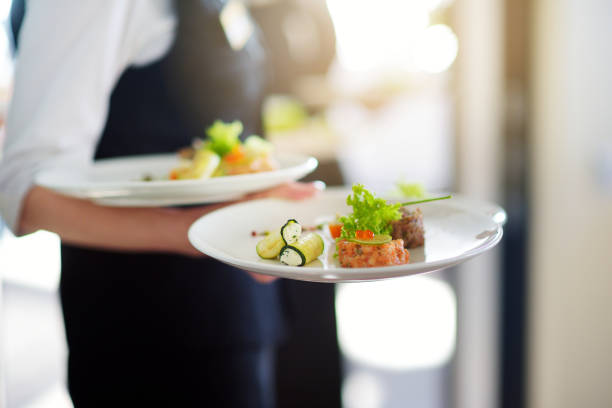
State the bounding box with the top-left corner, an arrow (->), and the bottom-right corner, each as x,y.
35,153 -> 319,207
36,153 -> 507,282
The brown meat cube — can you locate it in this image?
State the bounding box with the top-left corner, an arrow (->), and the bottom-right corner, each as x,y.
391,207 -> 425,249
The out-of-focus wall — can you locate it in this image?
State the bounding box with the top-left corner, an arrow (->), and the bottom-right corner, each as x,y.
453,0 -> 504,407
529,1 -> 612,407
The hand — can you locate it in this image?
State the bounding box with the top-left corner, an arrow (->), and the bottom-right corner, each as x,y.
244,180 -> 325,201
20,184 -> 321,285
247,272 -> 279,284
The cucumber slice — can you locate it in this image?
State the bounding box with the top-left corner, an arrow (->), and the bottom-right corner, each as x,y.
348,234 -> 392,245
173,149 -> 221,179
191,149 -> 221,179
280,219 -> 302,245
256,230 -> 284,259
279,233 -> 324,266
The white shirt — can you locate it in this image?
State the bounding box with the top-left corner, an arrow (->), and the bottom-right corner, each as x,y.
0,0 -> 177,232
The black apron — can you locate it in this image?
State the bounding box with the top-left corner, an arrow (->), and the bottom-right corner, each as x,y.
56,1 -> 285,406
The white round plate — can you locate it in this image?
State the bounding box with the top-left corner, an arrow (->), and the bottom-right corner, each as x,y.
35,153 -> 318,205
188,188 -> 506,282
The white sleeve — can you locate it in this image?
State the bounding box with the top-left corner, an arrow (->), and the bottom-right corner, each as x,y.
0,0 -> 170,233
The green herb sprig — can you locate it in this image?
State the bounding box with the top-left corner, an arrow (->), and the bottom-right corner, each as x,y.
338,184 -> 451,240
400,195 -> 452,206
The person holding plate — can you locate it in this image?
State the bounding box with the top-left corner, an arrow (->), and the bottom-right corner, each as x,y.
0,0 -> 321,406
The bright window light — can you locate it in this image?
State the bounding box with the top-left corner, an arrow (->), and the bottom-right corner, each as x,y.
326,0 -> 429,72
342,371 -> 385,408
0,0 -> 11,23
0,228 -> 61,291
335,276 -> 456,370
326,0 -> 457,75
424,0 -> 454,12
415,24 -> 458,73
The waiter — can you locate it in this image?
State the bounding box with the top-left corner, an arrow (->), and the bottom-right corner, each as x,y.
0,0 -> 318,406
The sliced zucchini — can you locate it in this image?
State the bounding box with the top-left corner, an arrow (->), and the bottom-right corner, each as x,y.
256,230 -> 284,259
191,149 -> 221,179
280,219 -> 302,245
279,233 -> 324,266
173,149 -> 221,180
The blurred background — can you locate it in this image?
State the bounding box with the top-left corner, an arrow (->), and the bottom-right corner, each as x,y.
0,0 -> 611,407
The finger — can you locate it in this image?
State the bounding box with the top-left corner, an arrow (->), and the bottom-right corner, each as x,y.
247,181 -> 325,201
248,271 -> 279,284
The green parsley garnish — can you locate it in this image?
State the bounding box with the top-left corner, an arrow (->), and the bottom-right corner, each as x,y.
338,184 -> 452,240
205,120 -> 243,156
338,184 -> 402,239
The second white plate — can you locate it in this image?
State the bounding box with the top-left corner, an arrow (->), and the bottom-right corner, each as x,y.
35,152 -> 318,206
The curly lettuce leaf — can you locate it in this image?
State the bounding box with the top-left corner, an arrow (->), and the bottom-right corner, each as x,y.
395,180 -> 425,198
339,184 -> 402,239
243,135 -> 274,157
205,120 -> 243,156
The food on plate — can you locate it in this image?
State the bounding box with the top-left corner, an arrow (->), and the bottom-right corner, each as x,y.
337,184 -> 402,240
255,219 -> 302,259
256,219 -> 324,266
279,233 -> 325,266
254,185 -> 449,269
327,223 -> 342,239
169,120 -> 278,180
336,239 -> 409,268
169,149 -> 221,180
332,184 -> 450,268
280,219 -> 302,244
255,230 -> 286,259
390,207 -> 425,249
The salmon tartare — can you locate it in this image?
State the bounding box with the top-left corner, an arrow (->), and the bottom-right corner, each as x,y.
337,239 -> 410,268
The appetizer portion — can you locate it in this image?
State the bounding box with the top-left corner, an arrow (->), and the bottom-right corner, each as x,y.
256,219 -> 324,267
170,120 -> 278,180
337,238 -> 409,268
255,219 -> 302,259
253,185 -> 449,269
331,184 -> 450,268
332,184 -> 409,268
279,233 -> 325,267
255,229 -> 286,259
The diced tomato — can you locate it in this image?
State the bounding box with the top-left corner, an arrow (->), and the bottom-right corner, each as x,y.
224,144 -> 244,163
355,229 -> 374,240
169,170 -> 178,180
328,223 -> 342,238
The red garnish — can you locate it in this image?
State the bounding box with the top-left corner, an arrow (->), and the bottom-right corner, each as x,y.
328,223 -> 342,239
355,229 -> 374,240
224,144 -> 244,163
